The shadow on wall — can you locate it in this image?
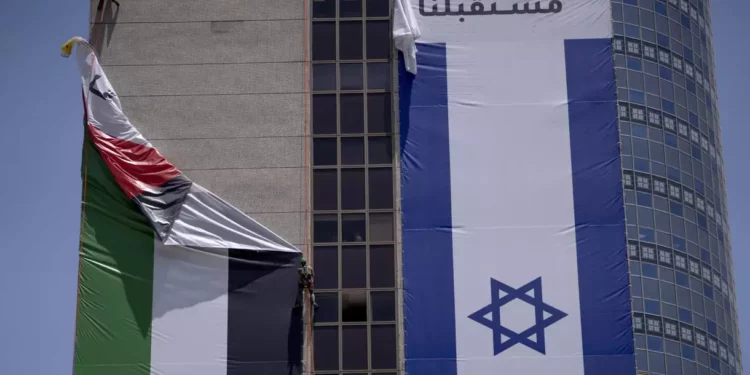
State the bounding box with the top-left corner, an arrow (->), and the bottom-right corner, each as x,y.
90,0 -> 120,55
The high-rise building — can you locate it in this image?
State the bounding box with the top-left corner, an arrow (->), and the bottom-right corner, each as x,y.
88,0 -> 741,374
612,0 -> 742,373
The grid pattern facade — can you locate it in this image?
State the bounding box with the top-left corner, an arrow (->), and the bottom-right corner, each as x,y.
310,0 -> 399,374
308,0 -> 742,374
612,0 -> 743,373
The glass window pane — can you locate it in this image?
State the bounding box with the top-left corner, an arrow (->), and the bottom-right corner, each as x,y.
340,63 -> 363,90
313,137 -> 337,165
368,136 -> 392,164
339,0 -> 362,17
367,93 -> 391,133
314,326 -> 339,371
371,291 -> 395,321
314,245 -> 338,289
366,20 -> 390,59
342,246 -> 366,288
315,292 -> 339,323
369,212 -> 393,242
342,290 -> 367,322
339,21 -> 363,60
342,213 -> 366,242
313,0 -> 335,18
371,325 -> 397,369
370,245 -> 395,288
313,169 -> 337,210
341,137 -> 365,165
369,167 -> 393,209
313,63 -> 336,91
367,62 -> 391,90
342,325 -> 368,370
366,0 -> 390,16
312,22 -> 336,61
313,94 -> 337,134
341,94 -> 364,133
314,214 -> 338,243
341,168 -> 365,209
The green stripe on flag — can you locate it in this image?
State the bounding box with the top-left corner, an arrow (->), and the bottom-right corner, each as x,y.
74,134 -> 155,374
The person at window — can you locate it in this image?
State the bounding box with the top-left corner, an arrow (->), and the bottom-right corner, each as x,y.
296,257 -> 318,309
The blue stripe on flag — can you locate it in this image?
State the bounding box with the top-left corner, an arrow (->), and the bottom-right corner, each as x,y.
564,38 -> 636,375
399,43 -> 457,375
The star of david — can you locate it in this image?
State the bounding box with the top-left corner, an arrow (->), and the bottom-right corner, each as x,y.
468,277 -> 567,355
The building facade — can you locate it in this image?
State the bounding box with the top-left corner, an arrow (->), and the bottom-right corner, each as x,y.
612,0 -> 743,373
90,0 -> 741,374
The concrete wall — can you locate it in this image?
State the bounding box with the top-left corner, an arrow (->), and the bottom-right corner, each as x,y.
89,0 -> 308,249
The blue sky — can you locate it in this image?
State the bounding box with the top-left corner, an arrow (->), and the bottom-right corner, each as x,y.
0,0 -> 747,373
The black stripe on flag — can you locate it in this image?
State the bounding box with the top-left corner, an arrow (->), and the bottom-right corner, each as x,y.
227,249 -> 303,375
132,174 -> 193,240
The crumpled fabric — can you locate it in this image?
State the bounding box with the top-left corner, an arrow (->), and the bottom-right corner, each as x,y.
393,0 -> 421,74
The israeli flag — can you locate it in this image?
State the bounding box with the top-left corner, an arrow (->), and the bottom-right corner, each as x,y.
398,0 -> 636,374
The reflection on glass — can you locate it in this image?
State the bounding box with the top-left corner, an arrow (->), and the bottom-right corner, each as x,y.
342,246 -> 366,288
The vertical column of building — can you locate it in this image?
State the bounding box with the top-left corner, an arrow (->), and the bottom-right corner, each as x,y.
611,0 -> 742,373
309,0 -> 399,374
88,0 -> 307,251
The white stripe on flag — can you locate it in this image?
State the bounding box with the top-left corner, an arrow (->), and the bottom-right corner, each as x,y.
449,41 -> 584,373
151,241 -> 228,375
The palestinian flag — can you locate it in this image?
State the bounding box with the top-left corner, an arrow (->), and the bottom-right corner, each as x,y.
65,38 -> 304,375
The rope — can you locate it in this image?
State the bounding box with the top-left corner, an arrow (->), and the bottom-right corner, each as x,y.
302,0 -> 314,371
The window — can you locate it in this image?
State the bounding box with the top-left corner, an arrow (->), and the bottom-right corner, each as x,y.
673,56 -> 683,71
665,322 -> 678,336
690,129 -> 700,143
678,122 -> 689,137
627,41 -> 641,54
659,50 -> 671,64
619,104 -> 629,118
642,246 -> 656,260
702,266 -> 711,280
634,316 -> 645,330
648,318 -> 662,333
710,145 -> 716,158
696,332 -> 707,347
685,64 -> 695,78
684,190 -> 694,205
659,250 -> 672,264
644,45 -> 657,59
680,0 -> 688,12
312,2 -> 398,372
664,116 -> 676,131
654,180 -> 667,194
690,260 -> 701,275
629,243 -> 639,258
669,185 -> 681,199
696,71 -> 703,85
649,112 -> 661,125
675,255 -> 687,270
690,7 -> 697,21
701,136 -> 709,151
614,39 -> 624,52
708,338 -> 718,353
624,173 -> 634,188
713,273 -> 721,288
632,107 -> 646,121
722,281 -> 728,296
707,205 -> 714,219
696,197 -> 705,211
681,326 -> 693,341
637,176 -> 650,190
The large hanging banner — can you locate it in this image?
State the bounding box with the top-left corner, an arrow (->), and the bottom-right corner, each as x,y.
398,0 -> 635,374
